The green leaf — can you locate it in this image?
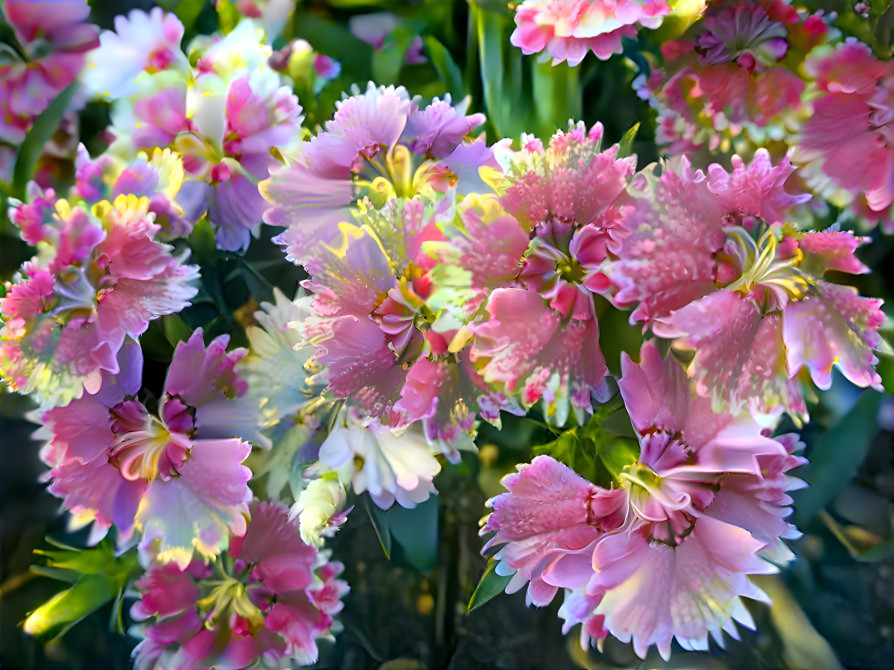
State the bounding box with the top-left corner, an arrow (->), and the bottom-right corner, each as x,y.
162,314 -> 193,348
366,498 -> 393,559
423,36 -> 465,100
11,83 -> 77,198
617,122 -> 640,159
531,61 -> 581,135
187,217 -> 217,267
25,539 -> 141,638
476,7 -> 513,138
385,495 -> 439,571
793,390 -> 883,527
160,0 -> 208,35
467,557 -> 512,612
23,574 -> 114,638
214,0 -> 240,33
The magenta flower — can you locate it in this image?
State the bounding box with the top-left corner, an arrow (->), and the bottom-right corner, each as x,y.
1,196 -> 199,407
510,0 -> 671,66
132,499 -> 348,669
38,331 -> 260,566
608,150 -> 883,417
298,197 -> 521,457
797,41 -> 894,217
463,123 -> 634,422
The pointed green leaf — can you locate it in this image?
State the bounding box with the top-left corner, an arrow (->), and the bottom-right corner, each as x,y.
22,574 -> 114,638
617,122 -> 640,159
12,83 -> 77,198
468,557 -> 512,612
423,36 -> 465,100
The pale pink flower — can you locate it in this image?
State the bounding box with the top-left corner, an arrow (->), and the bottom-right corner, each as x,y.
317,410 -> 441,510
797,41 -> 894,215
1,196 -> 198,407
263,84 -> 492,265
0,1 -> 97,146
481,455 -> 626,606
132,499 -> 348,669
38,332 -> 260,566
470,287 -> 608,425
608,151 -> 882,417
83,7 -> 188,98
511,0 -> 671,66
481,342 -> 805,659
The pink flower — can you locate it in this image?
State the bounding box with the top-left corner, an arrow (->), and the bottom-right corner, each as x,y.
84,7 -> 187,98
470,287 -> 608,425
608,151 -> 882,417
38,331 -> 260,565
510,0 -> 671,66
640,1 -> 830,154
481,455 -> 626,606
1,196 -> 199,407
0,1 -> 97,148
480,342 -> 805,659
2,0 -> 97,54
132,500 -> 348,669
263,84 -> 494,265
797,41 -> 894,214
297,198 -> 522,455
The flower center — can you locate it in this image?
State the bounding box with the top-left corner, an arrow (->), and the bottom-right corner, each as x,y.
51,266 -> 98,319
108,410 -> 190,482
197,577 -> 264,631
716,225 -> 810,308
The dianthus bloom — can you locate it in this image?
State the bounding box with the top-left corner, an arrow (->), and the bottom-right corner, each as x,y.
510,0 -> 671,66
638,0 -> 830,155
262,83 -> 491,265
795,40 -> 894,229
132,499 -> 348,669
83,6 -> 188,98
0,194 -> 199,407
296,195 -> 523,460
481,341 -> 806,659
38,331 -> 261,566
607,150 -> 884,418
468,122 -> 634,423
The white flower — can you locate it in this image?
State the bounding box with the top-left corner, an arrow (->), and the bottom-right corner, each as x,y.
238,288 -> 319,429
318,411 -> 440,510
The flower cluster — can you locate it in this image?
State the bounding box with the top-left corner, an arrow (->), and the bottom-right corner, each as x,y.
1,1 -> 890,667
637,0 -> 831,157
606,150 -> 884,419
132,499 -> 348,669
1,191 -> 199,407
794,40 -> 894,229
83,10 -> 309,250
